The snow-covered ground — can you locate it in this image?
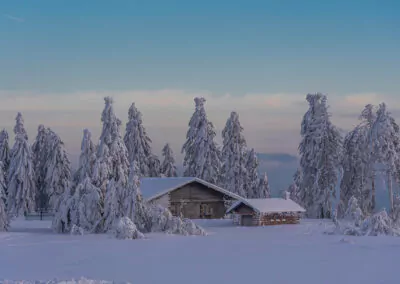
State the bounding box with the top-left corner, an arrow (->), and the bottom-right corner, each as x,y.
1,218 -> 400,284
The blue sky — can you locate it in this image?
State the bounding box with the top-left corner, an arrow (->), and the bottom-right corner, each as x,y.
0,0 -> 399,170
1,0 -> 399,94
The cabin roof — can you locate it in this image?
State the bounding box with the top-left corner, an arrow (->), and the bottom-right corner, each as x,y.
226,198 -> 306,214
140,177 -> 244,201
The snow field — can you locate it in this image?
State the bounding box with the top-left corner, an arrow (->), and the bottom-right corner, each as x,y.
1,219 -> 400,284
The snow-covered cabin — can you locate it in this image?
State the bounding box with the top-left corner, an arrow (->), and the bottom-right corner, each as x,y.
140,177 -> 243,219
226,197 -> 306,226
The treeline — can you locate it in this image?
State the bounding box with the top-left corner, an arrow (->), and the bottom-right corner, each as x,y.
0,96 -> 270,231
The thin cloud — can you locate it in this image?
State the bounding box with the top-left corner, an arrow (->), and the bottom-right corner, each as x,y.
3,14 -> 24,22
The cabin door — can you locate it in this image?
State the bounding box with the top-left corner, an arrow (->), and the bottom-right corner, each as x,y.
241,215 -> 253,226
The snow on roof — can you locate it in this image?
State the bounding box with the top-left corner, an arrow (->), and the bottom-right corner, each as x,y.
226,198 -> 306,214
140,177 -> 244,201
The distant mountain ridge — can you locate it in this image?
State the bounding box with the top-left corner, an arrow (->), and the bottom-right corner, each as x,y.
256,153 -> 298,164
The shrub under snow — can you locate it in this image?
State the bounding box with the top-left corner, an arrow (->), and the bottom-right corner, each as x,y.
362,210 -> 400,236
70,224 -> 85,235
330,196 -> 400,237
113,217 -> 144,240
150,205 -> 206,236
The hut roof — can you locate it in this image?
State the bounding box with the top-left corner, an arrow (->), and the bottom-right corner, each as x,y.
140,177 -> 244,201
226,198 -> 306,214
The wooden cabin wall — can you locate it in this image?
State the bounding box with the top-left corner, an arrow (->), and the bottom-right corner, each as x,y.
234,211 -> 301,226
149,193 -> 170,208
259,213 -> 300,225
167,182 -> 232,219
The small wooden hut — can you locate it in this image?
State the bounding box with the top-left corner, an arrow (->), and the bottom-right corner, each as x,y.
226,198 -> 306,226
140,177 -> 243,219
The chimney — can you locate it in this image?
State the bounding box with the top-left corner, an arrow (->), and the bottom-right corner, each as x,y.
285,191 -> 290,200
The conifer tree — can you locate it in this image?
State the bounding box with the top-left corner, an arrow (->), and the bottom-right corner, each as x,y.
148,154 -> 161,177
124,161 -> 152,232
93,97 -> 130,192
77,177 -> 103,233
0,129 -> 10,184
0,162 -> 9,231
257,172 -> 271,198
297,93 -> 343,219
74,129 -> 96,184
7,113 -> 36,216
182,97 -> 221,184
92,97 -> 130,232
244,148 -> 260,198
161,143 -> 177,177
368,103 -> 400,213
53,129 -> 96,233
339,124 -> 371,216
287,169 -> 302,204
32,125 -> 50,208
124,103 -> 160,177
103,179 -> 122,231
43,130 -> 72,210
221,111 -> 247,196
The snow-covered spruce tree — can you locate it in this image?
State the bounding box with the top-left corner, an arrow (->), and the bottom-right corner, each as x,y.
257,172 -> 271,198
53,129 -> 96,233
287,169 -> 302,204
202,121 -> 222,184
244,148 -> 260,198
102,179 -> 122,232
161,143 -> 177,177
124,102 -> 160,177
42,130 -> 71,210
182,97 -> 222,184
221,111 -> 248,197
55,97 -> 130,234
0,162 -> 9,231
52,177 -> 103,234
0,129 -> 10,187
7,113 -> 36,217
124,162 -> 152,233
93,97 -> 130,192
92,97 -> 130,232
297,93 -> 343,219
74,129 -> 96,184
339,124 -> 371,217
77,177 -> 104,233
32,125 -> 50,209
148,154 -> 161,177
368,103 -> 400,213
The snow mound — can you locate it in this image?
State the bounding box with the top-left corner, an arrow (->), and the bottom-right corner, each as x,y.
150,205 -> 206,236
70,225 -> 84,235
339,238 -> 355,244
362,210 -> 400,236
113,217 -> 145,240
329,198 -> 400,237
327,196 -> 400,237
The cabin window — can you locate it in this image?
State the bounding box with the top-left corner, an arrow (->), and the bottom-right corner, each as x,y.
200,204 -> 214,218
